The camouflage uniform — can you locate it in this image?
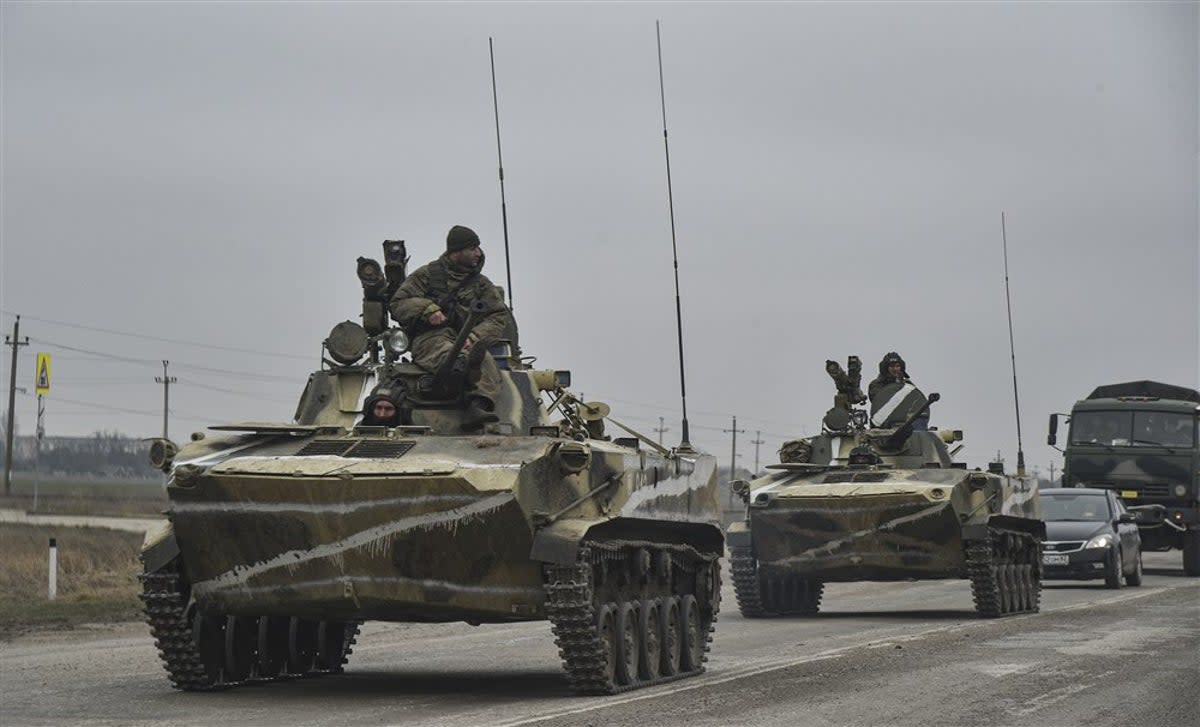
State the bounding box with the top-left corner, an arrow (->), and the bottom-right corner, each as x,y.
389,247 -> 510,409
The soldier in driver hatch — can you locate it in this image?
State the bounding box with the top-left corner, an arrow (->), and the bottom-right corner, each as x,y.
389,225 -> 511,430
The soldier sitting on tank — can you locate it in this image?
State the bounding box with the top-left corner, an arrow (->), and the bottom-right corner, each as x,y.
389,225 -> 511,431
361,386 -> 404,427
868,351 -> 928,431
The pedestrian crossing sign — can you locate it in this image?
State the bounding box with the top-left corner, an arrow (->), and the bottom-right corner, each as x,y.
35,352 -> 51,395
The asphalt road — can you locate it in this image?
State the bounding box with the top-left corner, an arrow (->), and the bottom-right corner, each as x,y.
2,551 -> 1196,727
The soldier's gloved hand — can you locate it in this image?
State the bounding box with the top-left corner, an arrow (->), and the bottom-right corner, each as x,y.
428,310 -> 448,326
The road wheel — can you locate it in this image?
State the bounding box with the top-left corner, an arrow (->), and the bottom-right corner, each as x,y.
614,601 -> 640,686
315,621 -> 347,672
1104,549 -> 1124,589
287,617 -> 318,674
660,596 -> 682,677
638,599 -> 662,681
679,594 -> 703,673
1183,531 -> 1200,577
1125,549 -> 1143,587
256,616 -> 289,678
190,606 -> 226,683
223,615 -> 256,682
595,603 -> 618,687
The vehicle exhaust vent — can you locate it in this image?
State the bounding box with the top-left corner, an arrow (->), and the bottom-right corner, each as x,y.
346,440 -> 416,459
296,439 -> 357,456
823,472 -> 890,484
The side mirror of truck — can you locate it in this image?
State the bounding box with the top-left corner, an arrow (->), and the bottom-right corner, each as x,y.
1047,413 -> 1058,446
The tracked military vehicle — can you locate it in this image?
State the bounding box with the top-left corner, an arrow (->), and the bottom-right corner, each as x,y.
141,240 -> 723,695
727,356 -> 1043,618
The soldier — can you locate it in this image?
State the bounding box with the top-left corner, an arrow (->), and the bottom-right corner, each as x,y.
389,225 -> 511,430
868,351 -> 912,399
868,352 -> 927,430
361,386 -> 403,427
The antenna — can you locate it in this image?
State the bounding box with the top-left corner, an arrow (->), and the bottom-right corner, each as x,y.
656,20 -> 692,450
489,37 -> 514,310
1001,211 -> 1026,477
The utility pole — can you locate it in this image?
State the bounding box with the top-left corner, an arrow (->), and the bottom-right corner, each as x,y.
154,360 -> 177,439
653,416 -> 670,446
1049,461 -> 1056,485
751,430 -> 764,473
723,415 -> 745,505
4,315 -> 30,496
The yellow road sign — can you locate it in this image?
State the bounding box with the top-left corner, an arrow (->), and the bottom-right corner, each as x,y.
35,352 -> 51,395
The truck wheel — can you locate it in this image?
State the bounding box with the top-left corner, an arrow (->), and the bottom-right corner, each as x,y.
1183,531 -> 1200,577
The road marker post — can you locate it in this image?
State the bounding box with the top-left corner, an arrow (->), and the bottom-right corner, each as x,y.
48,537 -> 57,600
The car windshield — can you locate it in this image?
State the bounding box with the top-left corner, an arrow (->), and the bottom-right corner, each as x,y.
1131,411 -> 1196,448
1042,493 -> 1111,522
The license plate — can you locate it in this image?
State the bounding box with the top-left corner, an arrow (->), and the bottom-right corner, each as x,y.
1120,490 -> 1138,499
1042,554 -> 1069,565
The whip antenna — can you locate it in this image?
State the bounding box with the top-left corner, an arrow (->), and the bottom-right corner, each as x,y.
489,37 -> 514,310
656,21 -> 691,450
1001,211 -> 1026,477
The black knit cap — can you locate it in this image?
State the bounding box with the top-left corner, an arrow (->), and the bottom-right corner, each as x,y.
446,225 -> 481,253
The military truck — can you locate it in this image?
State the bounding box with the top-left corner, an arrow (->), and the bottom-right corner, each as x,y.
1048,380 -> 1200,575
727,357 -> 1044,618
140,241 -> 724,694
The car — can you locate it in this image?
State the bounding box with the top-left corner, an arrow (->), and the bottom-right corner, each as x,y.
1040,487 -> 1143,588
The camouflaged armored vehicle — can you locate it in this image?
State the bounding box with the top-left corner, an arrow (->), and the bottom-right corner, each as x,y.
727,356 -> 1044,618
140,240 -> 723,694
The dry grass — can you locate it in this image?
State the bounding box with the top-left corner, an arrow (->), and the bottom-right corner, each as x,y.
0,524 -> 144,638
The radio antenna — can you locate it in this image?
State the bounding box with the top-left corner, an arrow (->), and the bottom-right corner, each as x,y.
656,21 -> 692,451
489,37 -> 514,310
1001,211 -> 1026,477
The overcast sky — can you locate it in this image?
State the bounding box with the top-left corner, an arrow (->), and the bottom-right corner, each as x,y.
2,1 -> 1197,476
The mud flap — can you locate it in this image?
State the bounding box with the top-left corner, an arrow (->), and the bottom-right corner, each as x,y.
726,520 -> 752,550
141,520 -> 180,574
529,519 -> 594,565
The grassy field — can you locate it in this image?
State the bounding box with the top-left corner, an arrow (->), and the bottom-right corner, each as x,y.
2,474 -> 166,517
0,523 -> 144,638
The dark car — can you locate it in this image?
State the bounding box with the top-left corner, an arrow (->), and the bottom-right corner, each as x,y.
1041,487 -> 1142,588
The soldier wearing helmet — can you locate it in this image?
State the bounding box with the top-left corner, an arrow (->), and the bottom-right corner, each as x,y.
869,352 -> 911,400
868,352 -> 928,430
361,386 -> 404,427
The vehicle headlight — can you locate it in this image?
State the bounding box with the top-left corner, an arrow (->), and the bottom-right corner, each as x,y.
1084,533 -> 1116,550
384,329 -> 409,356
1174,484 -> 1187,498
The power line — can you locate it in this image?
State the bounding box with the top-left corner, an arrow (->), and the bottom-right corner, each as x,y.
1,309 -> 311,361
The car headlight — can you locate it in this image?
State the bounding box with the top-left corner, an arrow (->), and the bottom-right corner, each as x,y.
384,329 -> 409,356
1084,533 -> 1116,550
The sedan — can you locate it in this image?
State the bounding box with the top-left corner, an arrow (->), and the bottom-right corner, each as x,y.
1040,487 -> 1143,588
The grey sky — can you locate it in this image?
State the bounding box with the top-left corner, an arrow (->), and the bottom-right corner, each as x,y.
2,1 -> 1197,475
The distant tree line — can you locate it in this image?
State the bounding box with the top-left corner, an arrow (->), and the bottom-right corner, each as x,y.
3,430 -> 159,479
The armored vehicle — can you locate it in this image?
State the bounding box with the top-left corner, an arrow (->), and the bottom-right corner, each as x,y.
727,357 -> 1044,618
140,241 -> 723,695
1048,380 -> 1200,575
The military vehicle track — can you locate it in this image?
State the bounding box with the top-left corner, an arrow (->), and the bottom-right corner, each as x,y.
965,526 -> 1042,617
544,541 -> 720,694
730,546 -> 823,617
140,562 -> 359,691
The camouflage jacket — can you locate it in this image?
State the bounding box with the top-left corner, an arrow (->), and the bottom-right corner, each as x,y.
389,253 -> 510,343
